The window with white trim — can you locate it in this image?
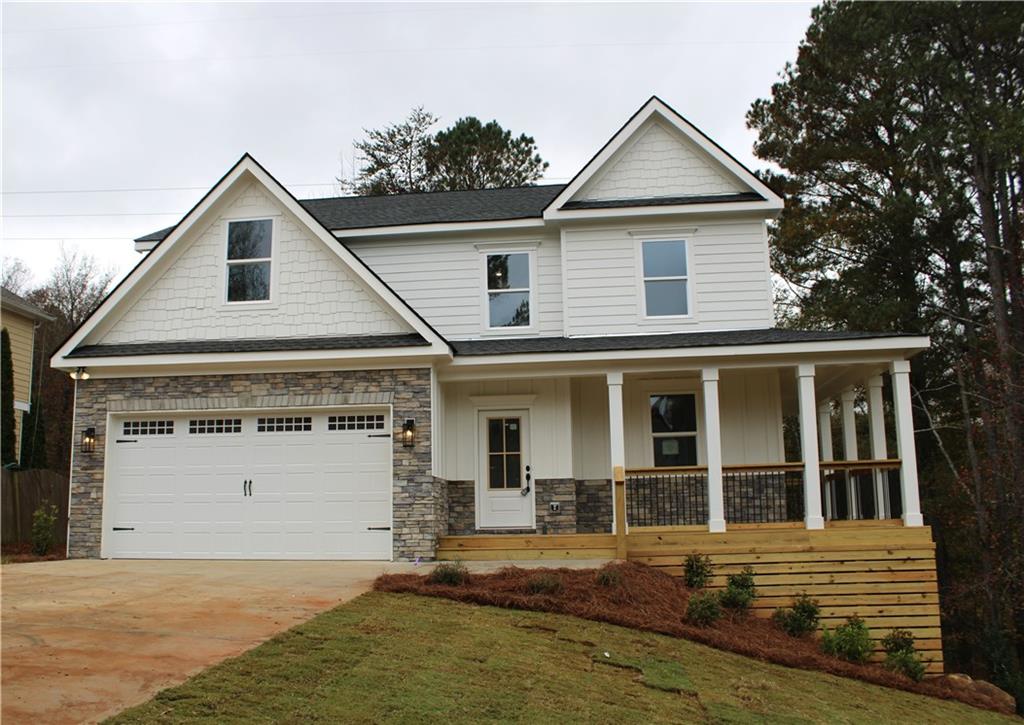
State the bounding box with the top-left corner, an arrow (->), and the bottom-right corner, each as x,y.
485,252 -> 530,328
226,219 -> 272,302
650,394 -> 698,466
641,240 -> 689,317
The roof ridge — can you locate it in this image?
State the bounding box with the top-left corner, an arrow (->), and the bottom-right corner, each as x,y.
299,182 -> 566,204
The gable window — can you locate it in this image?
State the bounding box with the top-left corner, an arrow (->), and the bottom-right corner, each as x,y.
226,219 -> 272,302
650,393 -> 698,467
641,240 -> 689,317
486,252 -> 531,328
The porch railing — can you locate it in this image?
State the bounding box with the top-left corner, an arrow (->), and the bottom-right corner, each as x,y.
723,464 -> 806,524
820,459 -> 902,521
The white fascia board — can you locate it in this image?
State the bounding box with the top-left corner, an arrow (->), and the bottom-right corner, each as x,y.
52,155 -> 451,369
134,240 -> 158,253
333,217 -> 546,239
55,345 -> 450,375
446,336 -> 931,370
546,199 -> 782,223
544,97 -> 784,220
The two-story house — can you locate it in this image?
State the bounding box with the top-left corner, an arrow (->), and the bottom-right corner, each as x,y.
52,96 -> 930,564
2,286 -> 54,465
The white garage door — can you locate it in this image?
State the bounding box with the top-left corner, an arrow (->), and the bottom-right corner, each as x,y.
104,409 -> 392,560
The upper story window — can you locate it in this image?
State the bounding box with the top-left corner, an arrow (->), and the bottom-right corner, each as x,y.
486,252 -> 531,328
650,393 -> 698,467
226,219 -> 272,303
641,240 -> 689,317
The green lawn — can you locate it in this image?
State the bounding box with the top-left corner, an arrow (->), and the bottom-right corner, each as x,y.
109,592 -> 1014,724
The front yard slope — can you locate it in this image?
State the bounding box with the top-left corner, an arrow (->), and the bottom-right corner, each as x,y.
109,592 -> 1015,724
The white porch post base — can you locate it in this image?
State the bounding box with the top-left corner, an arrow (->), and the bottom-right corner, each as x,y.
702,367 -> 726,533
891,360 -> 924,527
797,364 -> 825,529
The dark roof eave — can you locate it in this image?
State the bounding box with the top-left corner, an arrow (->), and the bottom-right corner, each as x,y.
559,191 -> 765,211
68,333 -> 431,358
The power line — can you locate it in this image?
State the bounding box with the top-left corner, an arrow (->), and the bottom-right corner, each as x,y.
3,212 -> 182,218
2,182 -> 340,195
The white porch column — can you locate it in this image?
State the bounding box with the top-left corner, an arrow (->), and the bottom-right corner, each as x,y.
702,367 -> 726,533
817,403 -> 834,520
796,364 -> 825,529
890,360 -> 924,526
607,371 -> 626,535
840,389 -> 861,519
867,375 -> 890,518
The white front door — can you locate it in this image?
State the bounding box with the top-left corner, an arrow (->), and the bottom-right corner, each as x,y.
477,410 -> 534,529
103,410 -> 392,560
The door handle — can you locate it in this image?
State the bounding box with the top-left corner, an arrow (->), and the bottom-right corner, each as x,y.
243,479 -> 247,496
247,480 -> 253,496
522,465 -> 531,496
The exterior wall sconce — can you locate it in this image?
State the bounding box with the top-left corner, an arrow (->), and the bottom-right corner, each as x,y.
69,367 -> 90,380
401,418 -> 416,448
81,427 -> 97,453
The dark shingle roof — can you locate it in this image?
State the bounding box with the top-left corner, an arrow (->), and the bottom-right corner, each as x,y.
68,333 -> 428,358
135,185 -> 566,243
450,329 -> 917,356
560,191 -> 763,210
1,287 -> 54,322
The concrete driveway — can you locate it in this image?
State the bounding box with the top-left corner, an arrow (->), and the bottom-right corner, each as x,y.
1,559 -> 411,724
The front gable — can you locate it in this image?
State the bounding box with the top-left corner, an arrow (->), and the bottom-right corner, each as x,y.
92,180 -> 412,345
544,96 -> 783,220
574,119 -> 747,202
53,155 -> 450,370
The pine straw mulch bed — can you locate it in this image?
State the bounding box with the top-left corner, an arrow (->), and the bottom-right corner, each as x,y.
0,542 -> 66,564
374,561 -> 1013,715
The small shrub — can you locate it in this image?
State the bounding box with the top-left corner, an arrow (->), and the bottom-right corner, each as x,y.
881,628 -> 916,655
881,628 -> 925,681
772,593 -> 821,637
526,571 -> 563,595
427,560 -> 469,586
595,565 -> 623,588
31,503 -> 58,556
821,616 -> 873,663
686,591 -> 723,627
719,567 -> 757,612
683,553 -> 714,589
884,648 -> 926,681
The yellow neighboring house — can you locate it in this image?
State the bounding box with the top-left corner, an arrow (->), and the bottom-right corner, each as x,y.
1,287 -> 54,464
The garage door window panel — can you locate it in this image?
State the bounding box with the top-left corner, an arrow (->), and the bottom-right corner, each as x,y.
189,418 -> 242,434
123,420 -> 174,436
256,416 -> 312,433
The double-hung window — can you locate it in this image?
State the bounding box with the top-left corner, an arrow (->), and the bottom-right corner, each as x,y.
226,219 -> 272,303
485,252 -> 531,328
641,240 -> 689,317
650,393 -> 698,467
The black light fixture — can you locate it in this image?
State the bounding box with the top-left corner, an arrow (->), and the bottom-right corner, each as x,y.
81,427 -> 97,453
69,366 -> 90,380
401,418 -> 416,448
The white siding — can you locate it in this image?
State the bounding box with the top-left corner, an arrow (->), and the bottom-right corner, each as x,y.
562,220 -> 774,336
440,377 -> 573,482
347,231 -> 563,340
577,121 -> 745,202
569,370 -> 783,479
97,182 -> 411,345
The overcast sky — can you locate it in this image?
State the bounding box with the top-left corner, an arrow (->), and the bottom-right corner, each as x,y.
2,1 -> 813,288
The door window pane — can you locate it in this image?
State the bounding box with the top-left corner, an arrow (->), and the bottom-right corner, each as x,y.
489,454 -> 506,488
228,220 -> 272,259
503,419 -> 521,453
505,454 -> 521,487
642,240 -> 687,278
227,262 -> 271,302
644,279 -> 688,316
650,394 -> 697,433
488,418 -> 505,453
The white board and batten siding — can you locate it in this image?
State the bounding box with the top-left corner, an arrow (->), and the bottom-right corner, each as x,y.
570,370 -> 784,481
92,181 -> 413,346
560,219 -> 774,337
346,231 -> 564,341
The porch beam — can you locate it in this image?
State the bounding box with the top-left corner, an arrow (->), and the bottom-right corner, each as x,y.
796,364 -> 825,529
840,388 -> 862,519
890,361 -> 924,526
607,371 -> 626,537
817,402 -> 834,520
867,375 -> 890,519
702,367 -> 726,533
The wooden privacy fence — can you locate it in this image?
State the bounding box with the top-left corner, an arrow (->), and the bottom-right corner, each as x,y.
1,469 -> 69,546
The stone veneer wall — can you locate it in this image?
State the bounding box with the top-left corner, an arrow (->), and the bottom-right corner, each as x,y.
575,479 -> 613,533
68,368 -> 433,561
446,480 -> 476,535
534,478 -> 576,534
